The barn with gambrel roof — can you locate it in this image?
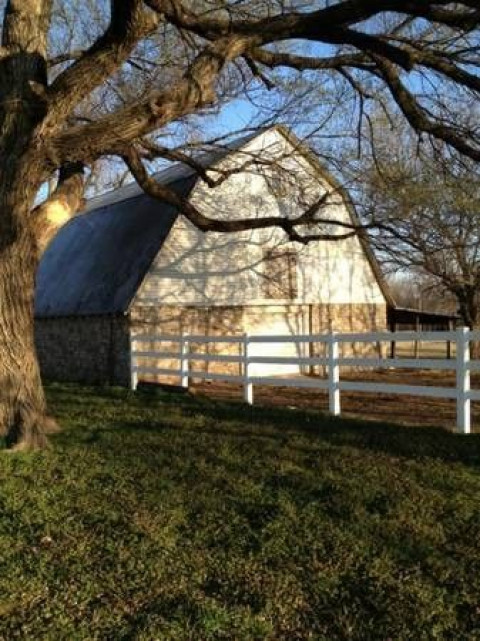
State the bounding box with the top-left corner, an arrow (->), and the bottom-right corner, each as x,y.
35,126 -> 392,385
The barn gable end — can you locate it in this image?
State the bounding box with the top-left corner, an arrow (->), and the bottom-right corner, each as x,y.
129,128 -> 389,378
35,126 -> 390,385
132,127 -> 388,309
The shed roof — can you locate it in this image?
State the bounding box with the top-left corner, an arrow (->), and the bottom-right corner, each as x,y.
388,306 -> 459,328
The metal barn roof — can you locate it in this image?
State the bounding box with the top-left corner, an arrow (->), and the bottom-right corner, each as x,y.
35,126 -> 396,319
35,130 -> 263,318
35,175 -> 196,317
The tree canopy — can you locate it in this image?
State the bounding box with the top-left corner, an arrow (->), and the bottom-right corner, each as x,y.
360,118 -> 480,327
2,1 -> 479,243
1,1 -> 480,449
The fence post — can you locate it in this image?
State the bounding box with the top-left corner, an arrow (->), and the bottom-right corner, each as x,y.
243,333 -> 253,405
129,333 -> 138,391
180,335 -> 189,389
456,326 -> 471,434
328,333 -> 340,416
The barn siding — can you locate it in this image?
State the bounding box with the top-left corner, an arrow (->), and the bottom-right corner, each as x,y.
133,130 -> 385,310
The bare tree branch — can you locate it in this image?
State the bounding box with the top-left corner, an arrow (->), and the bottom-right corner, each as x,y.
122,145 -> 377,244
373,55 -> 480,161
145,1 -> 480,39
44,1 -> 160,133
40,2 -> 480,167
48,35 -> 253,164
32,162 -> 85,254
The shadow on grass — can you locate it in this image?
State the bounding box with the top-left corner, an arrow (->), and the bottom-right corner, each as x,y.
44,383 -> 480,469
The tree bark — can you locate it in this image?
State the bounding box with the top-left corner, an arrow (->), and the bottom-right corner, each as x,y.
0,158 -> 83,450
0,165 -> 67,449
0,1 -> 57,449
0,145 -> 53,449
0,226 -> 53,449
0,115 -> 53,449
456,288 -> 480,358
33,162 -> 85,255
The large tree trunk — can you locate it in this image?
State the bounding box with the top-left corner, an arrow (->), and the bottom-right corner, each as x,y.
0,223 -> 53,449
0,106 -> 53,450
0,162 -> 58,449
0,0 -> 56,449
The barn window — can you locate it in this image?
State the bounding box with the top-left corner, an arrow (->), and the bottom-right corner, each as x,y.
262,249 -> 298,299
268,173 -> 289,198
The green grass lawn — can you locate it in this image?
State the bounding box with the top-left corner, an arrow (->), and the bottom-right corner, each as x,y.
1,384 -> 480,641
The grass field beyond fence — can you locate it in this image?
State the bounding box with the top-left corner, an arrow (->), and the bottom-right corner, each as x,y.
1,384 -> 480,640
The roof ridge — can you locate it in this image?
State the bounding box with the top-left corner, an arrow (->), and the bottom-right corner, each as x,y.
83,127 -> 270,213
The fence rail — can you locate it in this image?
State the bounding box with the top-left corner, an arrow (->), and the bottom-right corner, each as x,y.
130,328 -> 480,434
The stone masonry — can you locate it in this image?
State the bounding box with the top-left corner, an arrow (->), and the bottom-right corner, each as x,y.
35,315 -> 131,386
130,303 -> 387,385
34,303 -> 386,387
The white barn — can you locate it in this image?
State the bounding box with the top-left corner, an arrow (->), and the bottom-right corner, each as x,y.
34,126 -> 393,385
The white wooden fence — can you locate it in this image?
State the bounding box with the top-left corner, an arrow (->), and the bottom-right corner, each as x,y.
130,327 -> 480,434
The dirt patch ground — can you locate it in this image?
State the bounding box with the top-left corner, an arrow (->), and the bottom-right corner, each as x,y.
190,369 -> 480,432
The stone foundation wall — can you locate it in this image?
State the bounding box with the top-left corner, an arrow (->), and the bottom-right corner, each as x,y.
130,303 -> 387,384
35,315 -> 131,386
306,303 -> 388,369
130,306 -> 245,384
34,303 -> 387,388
